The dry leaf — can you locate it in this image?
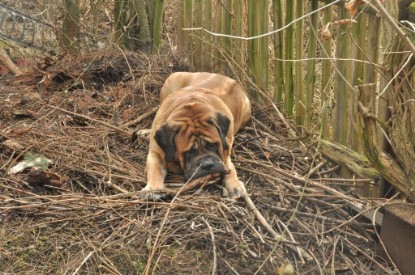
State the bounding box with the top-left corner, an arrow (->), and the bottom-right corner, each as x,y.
334,19 -> 358,25
321,22 -> 332,41
345,0 -> 364,16
1,139 -> 24,151
26,169 -> 67,187
278,263 -> 294,275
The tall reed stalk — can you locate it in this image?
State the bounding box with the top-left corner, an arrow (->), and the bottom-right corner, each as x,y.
304,0 -> 318,129
194,1 -> 203,69
203,0 -> 213,71
320,5 -> 333,138
151,0 -> 165,51
233,0 -> 245,77
334,7 -> 353,144
185,0 -> 193,66
247,0 -> 257,97
272,0 -> 284,103
350,13 -> 368,153
214,0 -> 224,72
295,0 -> 304,126
222,0 -> 233,75
259,0 -> 269,93
284,2 -> 295,115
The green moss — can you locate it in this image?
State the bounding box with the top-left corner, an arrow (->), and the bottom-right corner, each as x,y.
133,259 -> 146,273
408,2 -> 415,14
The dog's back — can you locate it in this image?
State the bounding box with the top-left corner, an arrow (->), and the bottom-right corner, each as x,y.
160,72 -> 251,131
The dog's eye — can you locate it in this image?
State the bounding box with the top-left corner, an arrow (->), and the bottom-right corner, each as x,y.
184,147 -> 197,160
205,142 -> 218,153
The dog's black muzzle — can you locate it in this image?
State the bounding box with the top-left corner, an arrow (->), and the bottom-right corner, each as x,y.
184,154 -> 226,181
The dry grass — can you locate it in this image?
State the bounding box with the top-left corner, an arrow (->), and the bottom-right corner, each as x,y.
0,50 -> 394,274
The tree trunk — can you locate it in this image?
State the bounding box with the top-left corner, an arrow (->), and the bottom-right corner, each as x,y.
62,0 -> 80,52
384,28 -> 415,199
357,79 -> 415,201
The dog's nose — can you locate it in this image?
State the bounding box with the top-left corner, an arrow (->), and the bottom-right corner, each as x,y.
200,157 -> 216,172
201,162 -> 214,171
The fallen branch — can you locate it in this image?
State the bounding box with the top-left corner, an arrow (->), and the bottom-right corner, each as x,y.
371,0 -> 415,55
318,139 -> 379,179
124,106 -> 158,127
242,193 -> 312,263
47,104 -> 132,136
203,218 -> 218,275
0,49 -> 22,76
171,172 -> 227,194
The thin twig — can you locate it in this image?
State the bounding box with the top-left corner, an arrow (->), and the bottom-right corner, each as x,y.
242,193 -> 310,263
371,0 -> 415,55
183,0 -> 341,40
71,251 -> 94,275
331,236 -> 340,274
47,104 -> 132,136
277,220 -> 305,264
221,258 -> 241,275
124,106 -> 158,127
203,218 -> 217,275
377,53 -> 413,99
144,168 -> 202,275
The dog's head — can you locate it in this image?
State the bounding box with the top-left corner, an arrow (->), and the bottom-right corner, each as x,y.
154,103 -> 232,180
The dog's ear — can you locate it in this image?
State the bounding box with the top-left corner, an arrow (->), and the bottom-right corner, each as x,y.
215,113 -> 230,150
155,124 -> 178,162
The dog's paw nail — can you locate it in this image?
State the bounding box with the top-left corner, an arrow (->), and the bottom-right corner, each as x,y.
140,186 -> 167,200
140,192 -> 166,201
222,187 -> 230,197
224,181 -> 246,198
224,188 -> 245,198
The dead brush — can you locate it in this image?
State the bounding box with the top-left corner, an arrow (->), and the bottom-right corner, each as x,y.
0,50 -> 394,274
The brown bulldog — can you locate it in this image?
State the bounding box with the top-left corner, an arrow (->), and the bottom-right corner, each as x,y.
142,72 -> 251,199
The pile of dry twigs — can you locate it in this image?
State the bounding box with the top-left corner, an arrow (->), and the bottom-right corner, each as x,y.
0,50 -> 394,274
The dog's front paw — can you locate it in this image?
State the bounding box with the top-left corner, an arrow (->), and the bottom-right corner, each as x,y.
140,185 -> 168,200
223,179 -> 246,197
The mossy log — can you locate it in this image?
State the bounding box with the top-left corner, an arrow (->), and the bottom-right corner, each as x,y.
318,139 -> 379,179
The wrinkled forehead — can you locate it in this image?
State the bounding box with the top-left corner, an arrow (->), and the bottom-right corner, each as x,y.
174,119 -> 220,148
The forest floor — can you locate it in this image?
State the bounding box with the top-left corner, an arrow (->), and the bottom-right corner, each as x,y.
0,50 -> 395,274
